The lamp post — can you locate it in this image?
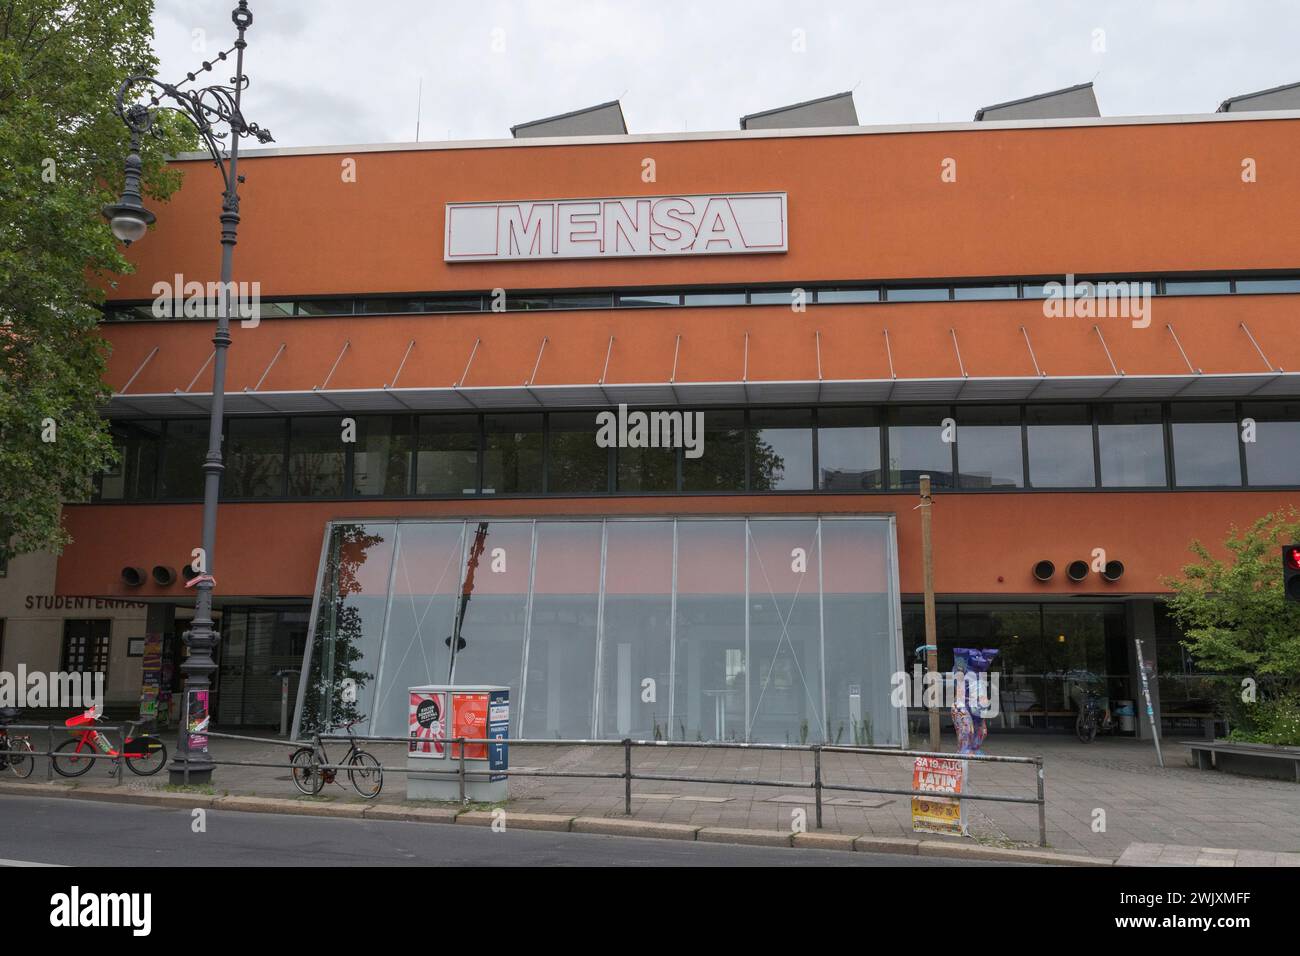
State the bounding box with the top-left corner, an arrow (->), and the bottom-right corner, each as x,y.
102,1 -> 273,784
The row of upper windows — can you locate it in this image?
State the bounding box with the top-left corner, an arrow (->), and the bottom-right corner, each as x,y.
100,274 -> 1300,321
93,400 -> 1300,502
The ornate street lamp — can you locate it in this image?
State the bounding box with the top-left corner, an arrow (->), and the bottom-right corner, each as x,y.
102,1 -> 273,784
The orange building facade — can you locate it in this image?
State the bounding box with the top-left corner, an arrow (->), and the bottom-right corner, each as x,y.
46,110 -> 1300,742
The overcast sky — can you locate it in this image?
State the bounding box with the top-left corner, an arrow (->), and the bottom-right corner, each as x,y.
151,1 -> 1300,149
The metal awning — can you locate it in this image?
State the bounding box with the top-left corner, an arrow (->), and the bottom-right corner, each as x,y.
104,370 -> 1300,417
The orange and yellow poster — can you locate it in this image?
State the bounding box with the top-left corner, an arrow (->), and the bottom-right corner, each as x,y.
911,756 -> 966,836
451,692 -> 488,760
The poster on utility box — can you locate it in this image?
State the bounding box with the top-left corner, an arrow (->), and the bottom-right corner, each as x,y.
911,756 -> 967,836
409,691 -> 447,757
451,692 -> 489,760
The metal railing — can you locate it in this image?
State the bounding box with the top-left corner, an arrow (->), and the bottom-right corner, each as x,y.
1,722 -> 132,784
2,722 -> 1047,846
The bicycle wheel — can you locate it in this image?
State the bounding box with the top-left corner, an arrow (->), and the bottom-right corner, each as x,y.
290,747 -> 323,795
126,737 -> 167,776
348,750 -> 383,799
52,738 -> 95,777
1075,713 -> 1097,744
7,739 -> 34,779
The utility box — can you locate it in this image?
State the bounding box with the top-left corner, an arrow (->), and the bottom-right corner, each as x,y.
407,685 -> 509,802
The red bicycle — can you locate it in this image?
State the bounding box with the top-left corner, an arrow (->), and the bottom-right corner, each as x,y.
52,706 -> 168,777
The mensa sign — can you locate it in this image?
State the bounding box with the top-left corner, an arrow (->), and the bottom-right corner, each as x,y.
444,192 -> 787,262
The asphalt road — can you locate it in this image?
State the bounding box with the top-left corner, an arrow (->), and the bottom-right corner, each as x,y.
0,794 -> 997,867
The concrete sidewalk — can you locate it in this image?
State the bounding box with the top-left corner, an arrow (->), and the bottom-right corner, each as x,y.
6,732 -> 1298,863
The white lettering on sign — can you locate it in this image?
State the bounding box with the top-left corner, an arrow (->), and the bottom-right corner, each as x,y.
445,193 -> 788,262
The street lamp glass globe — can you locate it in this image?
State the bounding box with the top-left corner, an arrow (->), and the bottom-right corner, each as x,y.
110,213 -> 149,244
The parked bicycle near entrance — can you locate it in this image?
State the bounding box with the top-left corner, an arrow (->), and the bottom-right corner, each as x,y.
289,719 -> 383,798
0,708 -> 35,778
51,706 -> 168,777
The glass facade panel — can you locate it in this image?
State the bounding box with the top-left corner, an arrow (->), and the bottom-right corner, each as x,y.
296,516 -> 904,746
524,521 -> 602,738
100,420 -> 161,501
955,406 -> 1023,489
1026,405 -> 1095,488
1171,403 -> 1241,487
160,419 -> 206,499
817,288 -> 879,303
483,414 -> 543,494
886,286 -> 948,302
683,292 -> 746,306
224,418 -> 286,498
415,414 -> 478,496
817,408 -> 882,490
1235,279 -> 1300,294
1164,280 -> 1231,296
681,410 -> 745,492
289,416 -> 346,497
352,415 -> 412,497
953,284 -> 1017,300
888,406 -> 953,489
1243,401 -> 1300,486
548,412 -> 609,494
749,409 -> 813,491
616,441 -> 678,492
1098,404 -> 1167,487
599,520 -> 674,739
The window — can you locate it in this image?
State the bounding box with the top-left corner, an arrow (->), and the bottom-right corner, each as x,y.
817,288 -> 879,303
1235,279 -> 1300,294
683,292 -> 746,306
616,441 -> 678,492
748,289 -> 801,305
295,300 -> 353,316
507,295 -> 551,311
548,412 -> 609,494
225,418 -> 287,498
1098,404 -> 1166,487
885,286 -> 948,302
62,620 -> 111,677
1026,405 -> 1095,488
352,416 -> 412,496
159,419 -> 208,499
616,293 -> 680,307
483,414 -> 543,494
1243,401 -> 1300,486
425,295 -> 483,312
681,410 -> 746,492
1171,403 -> 1241,487
749,409 -> 813,491
99,420 -> 161,500
817,408 -> 882,490
415,415 -> 479,495
955,406 -> 1023,488
953,284 -> 1017,301
357,298 -> 422,314
887,406 -> 953,490
551,292 -> 613,310
288,417 -> 345,497
1164,280 -> 1231,296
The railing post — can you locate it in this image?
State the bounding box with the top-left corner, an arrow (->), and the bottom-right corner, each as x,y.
623,738 -> 632,815
458,738 -> 467,804
114,727 -> 124,786
184,727 -> 192,786
1035,756 -> 1047,847
813,745 -> 823,830
45,725 -> 53,781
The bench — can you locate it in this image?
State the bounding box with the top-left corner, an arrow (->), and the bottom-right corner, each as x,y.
1184,740 -> 1300,782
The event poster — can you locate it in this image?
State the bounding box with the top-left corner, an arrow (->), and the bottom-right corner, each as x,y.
184,689 -> 210,755
911,755 -> 966,836
451,692 -> 488,760
138,633 -> 163,722
409,691 -> 447,757
488,689 -> 509,781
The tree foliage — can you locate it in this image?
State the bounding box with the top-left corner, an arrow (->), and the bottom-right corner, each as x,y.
0,0 -> 191,560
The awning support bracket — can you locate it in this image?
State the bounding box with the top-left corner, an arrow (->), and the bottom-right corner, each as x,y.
455,338 -> 481,388
1020,326 -> 1044,377
1239,321 -> 1283,372
599,335 -> 615,385
526,336 -> 548,386
119,346 -> 160,395
316,340 -> 350,391
1093,325 -> 1122,376
249,343 -> 286,392
883,328 -> 896,379
185,349 -> 216,393
1166,323 -> 1201,374
388,339 -> 415,388
949,328 -> 968,378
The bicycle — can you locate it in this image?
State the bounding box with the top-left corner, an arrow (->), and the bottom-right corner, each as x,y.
0,708 -> 35,779
289,720 -> 382,798
51,705 -> 168,777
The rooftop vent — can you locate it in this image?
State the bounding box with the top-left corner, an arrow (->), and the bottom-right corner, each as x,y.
1218,81 -> 1300,112
974,82 -> 1100,121
740,91 -> 858,130
511,100 -> 627,138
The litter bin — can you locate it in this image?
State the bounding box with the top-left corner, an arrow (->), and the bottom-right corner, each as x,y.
407,685 -> 509,802
1114,700 -> 1135,733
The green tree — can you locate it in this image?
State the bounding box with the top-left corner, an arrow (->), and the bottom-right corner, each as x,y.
1164,509 -> 1300,741
0,0 -> 191,562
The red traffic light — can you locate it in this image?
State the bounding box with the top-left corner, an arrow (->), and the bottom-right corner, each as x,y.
1286,545 -> 1300,571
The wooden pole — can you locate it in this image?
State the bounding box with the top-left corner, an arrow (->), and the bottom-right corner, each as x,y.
920,475 -> 940,751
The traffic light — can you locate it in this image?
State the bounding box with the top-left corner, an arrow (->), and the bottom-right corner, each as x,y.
1284,544 -> 1300,603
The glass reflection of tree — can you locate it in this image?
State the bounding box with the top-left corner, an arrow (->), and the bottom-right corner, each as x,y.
301,523 -> 384,733
748,434 -> 784,490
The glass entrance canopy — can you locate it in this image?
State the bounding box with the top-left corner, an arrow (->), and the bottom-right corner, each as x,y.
292,515 -> 905,747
